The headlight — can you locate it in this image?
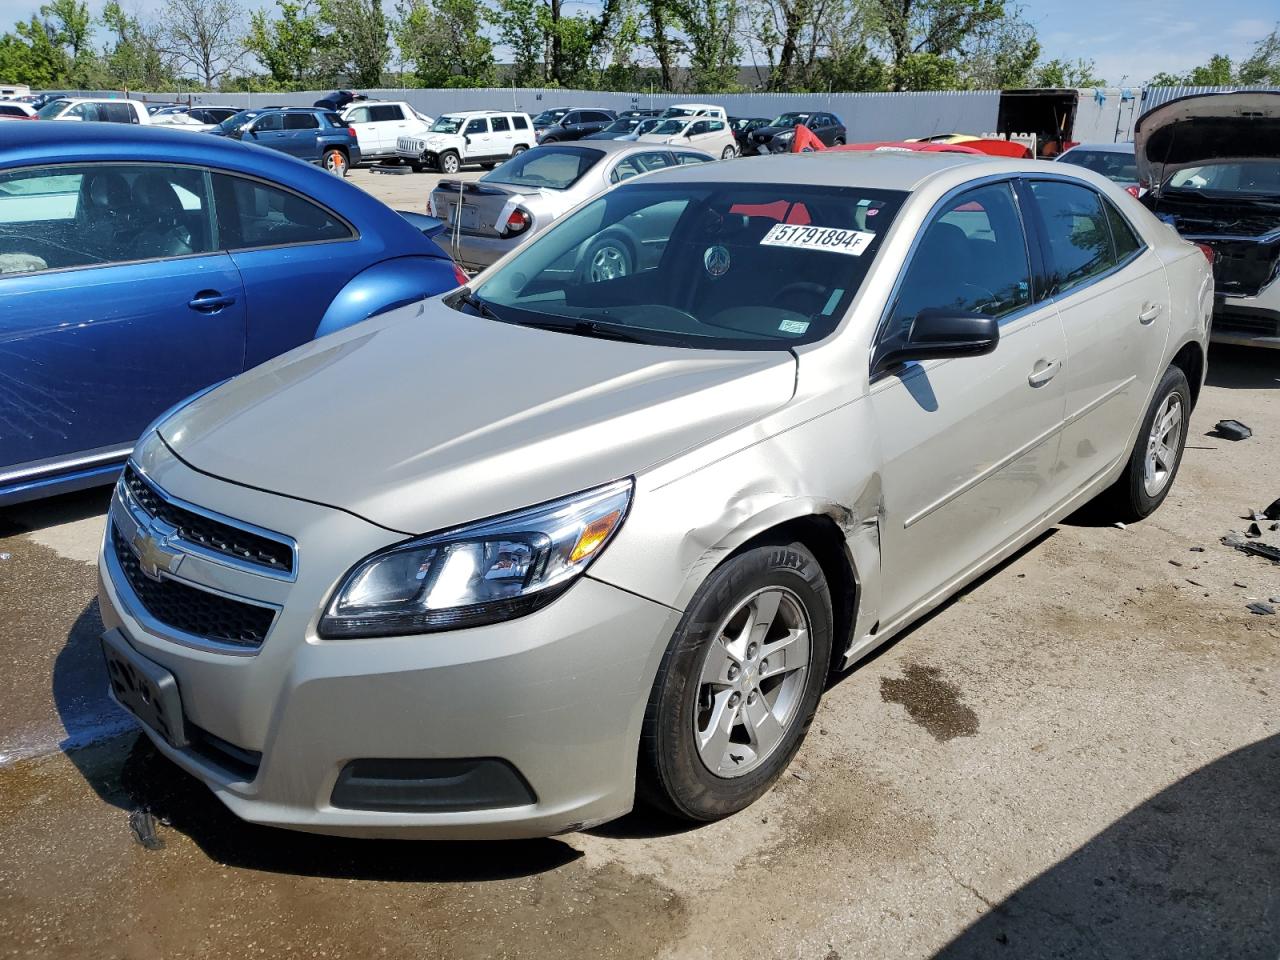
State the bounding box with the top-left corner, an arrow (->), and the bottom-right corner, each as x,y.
318,479 -> 632,638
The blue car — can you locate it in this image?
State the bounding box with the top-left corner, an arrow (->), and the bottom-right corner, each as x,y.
0,122 -> 463,505
217,107 -> 362,177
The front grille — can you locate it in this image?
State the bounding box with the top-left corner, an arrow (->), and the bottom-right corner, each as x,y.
112,524 -> 275,648
123,466 -> 293,575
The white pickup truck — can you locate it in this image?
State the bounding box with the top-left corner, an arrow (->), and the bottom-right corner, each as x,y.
341,101 -> 433,162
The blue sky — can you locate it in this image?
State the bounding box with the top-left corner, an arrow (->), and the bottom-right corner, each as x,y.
0,0 -> 1274,84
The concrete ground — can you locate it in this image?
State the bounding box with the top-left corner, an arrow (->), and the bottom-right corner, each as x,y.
1,167 -> 1278,959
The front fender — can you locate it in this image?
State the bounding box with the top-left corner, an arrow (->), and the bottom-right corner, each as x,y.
314,256 -> 459,338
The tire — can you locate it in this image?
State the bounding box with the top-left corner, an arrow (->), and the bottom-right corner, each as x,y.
439,151 -> 461,174
1102,364 -> 1191,521
322,148 -> 349,177
411,160 -> 426,172
721,144 -> 737,159
638,542 -> 833,821
833,137 -> 845,146
581,234 -> 634,283
511,144 -> 528,157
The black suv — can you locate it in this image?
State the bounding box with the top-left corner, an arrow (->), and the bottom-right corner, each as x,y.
536,108 -> 618,143
747,111 -> 846,155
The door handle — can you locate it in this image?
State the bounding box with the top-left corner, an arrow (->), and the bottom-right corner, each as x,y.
189,291 -> 236,313
1139,303 -> 1163,324
1028,358 -> 1062,387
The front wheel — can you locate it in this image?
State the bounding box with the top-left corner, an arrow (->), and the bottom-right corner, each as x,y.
581,235 -> 633,283
438,151 -> 461,174
638,543 -> 833,821
1102,364 -> 1191,521
721,144 -> 737,159
322,148 -> 348,177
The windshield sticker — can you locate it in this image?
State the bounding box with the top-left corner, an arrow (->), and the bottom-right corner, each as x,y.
760,224 -> 875,257
704,245 -> 731,277
778,318 -> 809,334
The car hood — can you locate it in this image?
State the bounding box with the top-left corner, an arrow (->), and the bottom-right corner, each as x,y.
159,300 -> 798,535
1136,91 -> 1280,195
752,126 -> 797,140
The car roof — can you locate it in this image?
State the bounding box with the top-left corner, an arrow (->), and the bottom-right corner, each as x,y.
636,150 -> 1047,192
1063,141 -> 1134,152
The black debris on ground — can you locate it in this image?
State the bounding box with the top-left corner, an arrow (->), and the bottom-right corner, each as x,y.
1213,420 -> 1253,441
1264,497 -> 1280,521
127,807 -> 164,851
1246,602 -> 1276,616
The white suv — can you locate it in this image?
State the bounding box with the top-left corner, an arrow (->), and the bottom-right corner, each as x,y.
36,97 -> 150,124
342,101 -> 433,162
397,111 -> 535,174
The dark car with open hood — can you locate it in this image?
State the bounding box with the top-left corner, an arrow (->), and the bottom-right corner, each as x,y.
1136,91 -> 1280,348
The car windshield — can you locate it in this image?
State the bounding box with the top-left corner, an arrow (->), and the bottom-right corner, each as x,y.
218,110 -> 257,132
633,119 -> 660,135
1166,161 -> 1280,197
650,119 -> 688,136
430,116 -> 465,134
35,99 -> 70,119
482,146 -> 604,190
465,181 -> 906,350
771,112 -> 811,128
1059,148 -> 1138,183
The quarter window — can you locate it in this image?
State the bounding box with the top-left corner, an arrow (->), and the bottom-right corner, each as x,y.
0,164 -> 216,276
1028,180 -> 1117,295
885,182 -> 1032,341
512,115 -> 529,130
1104,199 -> 1142,262
211,174 -> 353,249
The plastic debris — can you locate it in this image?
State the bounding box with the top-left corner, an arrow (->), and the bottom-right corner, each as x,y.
1222,533 -> 1280,564
1264,498 -> 1280,521
1246,602 -> 1276,616
1213,420 -> 1252,441
128,807 -> 164,850
1114,522 -> 1127,530
1251,511 -> 1267,521
1190,546 -> 1205,552
0,552 -> 9,561
1247,523 -> 1263,538
1169,559 -> 1183,567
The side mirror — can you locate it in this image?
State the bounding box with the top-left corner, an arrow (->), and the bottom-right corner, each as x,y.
872,308 -> 999,375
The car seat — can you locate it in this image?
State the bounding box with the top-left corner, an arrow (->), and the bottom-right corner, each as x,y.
130,173 -> 194,259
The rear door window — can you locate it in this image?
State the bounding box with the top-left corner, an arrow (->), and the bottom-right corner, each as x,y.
1104,199 -> 1142,262
491,115 -> 511,132
1027,180 -> 1118,295
0,164 -> 216,274
284,113 -> 320,130
884,182 -> 1032,341
609,151 -> 674,183
369,105 -> 403,122
211,174 -> 353,249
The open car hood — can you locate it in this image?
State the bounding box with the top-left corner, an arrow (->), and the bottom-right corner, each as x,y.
1136,91 -> 1280,195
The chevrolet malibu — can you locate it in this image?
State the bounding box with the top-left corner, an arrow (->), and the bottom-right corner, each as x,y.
99,152 -> 1211,838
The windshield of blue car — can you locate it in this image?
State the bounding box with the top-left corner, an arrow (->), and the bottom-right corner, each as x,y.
218,110 -> 257,133
1166,161 -> 1280,197
465,181 -> 907,350
35,99 -> 71,119
771,113 -> 811,128
430,116 -> 465,134
482,146 -> 604,190
1059,148 -> 1138,183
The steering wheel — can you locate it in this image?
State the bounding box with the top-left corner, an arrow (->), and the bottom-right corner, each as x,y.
771,281 -> 828,312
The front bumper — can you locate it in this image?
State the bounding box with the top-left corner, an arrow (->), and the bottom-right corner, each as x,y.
1211,291 -> 1280,349
97,450 -> 679,838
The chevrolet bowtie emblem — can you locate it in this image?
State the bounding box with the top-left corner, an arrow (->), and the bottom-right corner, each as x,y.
130,516 -> 183,581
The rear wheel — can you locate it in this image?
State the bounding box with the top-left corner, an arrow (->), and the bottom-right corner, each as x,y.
322,148 -> 348,177
511,144 -> 528,157
833,136 -> 845,146
582,235 -> 633,283
439,151 -> 461,174
1101,365 -> 1191,521
639,543 -> 833,821
721,144 -> 737,159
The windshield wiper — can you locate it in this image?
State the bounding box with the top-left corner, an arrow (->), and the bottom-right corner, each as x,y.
516,315 -> 651,343
456,291 -> 505,322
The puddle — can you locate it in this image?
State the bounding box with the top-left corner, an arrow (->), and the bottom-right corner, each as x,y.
880,664 -> 979,742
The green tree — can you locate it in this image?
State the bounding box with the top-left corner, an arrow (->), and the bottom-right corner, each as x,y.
0,16 -> 70,87
677,0 -> 741,91
494,0 -> 542,84
1188,52 -> 1234,85
1237,24 -> 1280,84
960,6 -> 1039,88
40,0 -> 92,60
1033,56 -> 1105,87
247,0 -> 325,86
320,0 -> 388,86
395,0 -> 494,87
101,1 -> 174,88
865,0 -> 1007,90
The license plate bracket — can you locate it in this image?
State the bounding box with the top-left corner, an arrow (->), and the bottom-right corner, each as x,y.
101,628 -> 187,749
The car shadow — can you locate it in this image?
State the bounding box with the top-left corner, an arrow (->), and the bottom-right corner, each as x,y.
53,608 -> 581,883
0,484 -> 113,537
931,733 -> 1280,958
1205,343 -> 1280,390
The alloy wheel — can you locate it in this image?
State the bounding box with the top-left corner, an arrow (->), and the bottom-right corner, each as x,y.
1144,391 -> 1183,497
589,244 -> 628,282
693,587 -> 811,778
